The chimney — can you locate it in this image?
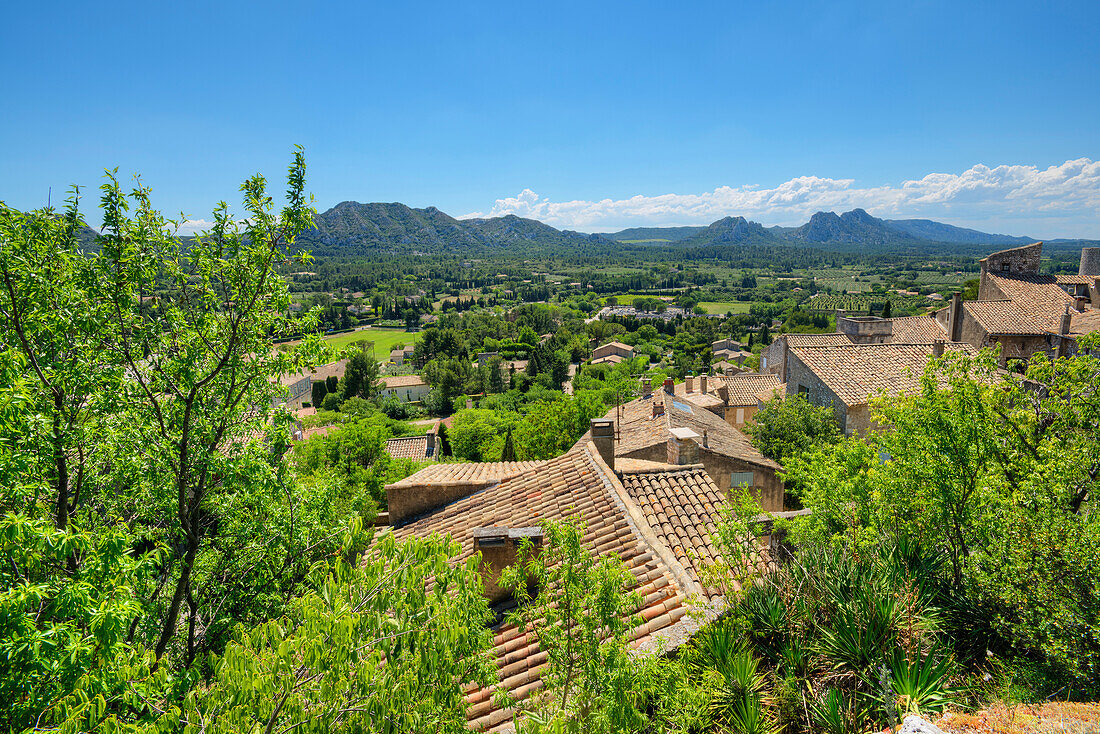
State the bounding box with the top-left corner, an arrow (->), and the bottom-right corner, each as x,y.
686,375 -> 694,393
473,527 -> 543,602
663,376 -> 674,394
1061,304 -> 1072,335
466,398 -> 474,410
642,377 -> 652,397
652,400 -> 665,418
667,427 -> 701,465
717,385 -> 729,405
702,429 -> 709,449
948,292 -> 962,342
932,339 -> 945,358
700,374 -> 708,393
590,418 -> 616,471
1075,295 -> 1088,313
426,426 -> 437,457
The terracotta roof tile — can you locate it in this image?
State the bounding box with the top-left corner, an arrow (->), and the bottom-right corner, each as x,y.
984,272 -> 1074,309
884,315 -> 948,343
390,443 -> 705,731
711,373 -> 782,406
619,467 -> 726,593
788,342 -> 977,406
383,374 -> 427,388
387,461 -> 544,488
384,435 -> 432,461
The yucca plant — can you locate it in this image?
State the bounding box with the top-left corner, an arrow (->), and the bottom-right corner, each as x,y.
707,649 -> 778,734
817,590 -> 897,674
741,583 -> 789,661
809,688 -> 865,734
882,648 -> 961,719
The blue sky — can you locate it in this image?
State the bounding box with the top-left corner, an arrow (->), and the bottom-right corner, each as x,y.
2,0 -> 1098,237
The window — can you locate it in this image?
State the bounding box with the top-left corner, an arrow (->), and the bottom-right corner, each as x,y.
731,471 -> 755,488
735,408 -> 745,424
798,384 -> 810,395
1001,262 -> 1010,272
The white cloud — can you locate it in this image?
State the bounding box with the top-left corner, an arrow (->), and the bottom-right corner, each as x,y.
175,218 -> 214,236
460,158 -> 1100,238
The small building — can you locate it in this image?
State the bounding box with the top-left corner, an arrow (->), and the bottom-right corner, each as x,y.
389,346 -> 416,365
590,340 -> 635,363
380,374 -> 429,403
784,340 -> 977,435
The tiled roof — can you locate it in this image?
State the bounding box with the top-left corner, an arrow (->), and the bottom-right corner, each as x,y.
390,443 -> 704,732
1056,274 -> 1096,285
591,353 -> 625,364
788,342 -> 977,406
782,332 -> 854,347
712,373 -> 782,406
619,466 -> 726,592
885,315 -> 947,343
1068,308 -> 1100,338
387,461 -> 543,488
383,374 -> 427,388
384,435 -> 432,461
606,393 -> 778,471
984,272 -> 1074,308
963,300 -> 1066,336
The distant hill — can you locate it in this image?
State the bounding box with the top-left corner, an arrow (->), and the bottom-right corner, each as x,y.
679,216 -> 788,248
295,202 -> 618,256
606,225 -> 705,243
883,218 -> 1035,246
281,200 -> 1096,258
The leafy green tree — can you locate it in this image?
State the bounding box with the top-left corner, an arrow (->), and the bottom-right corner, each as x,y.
512,393 -> 606,461
450,408 -> 515,461
745,392 -> 840,466
341,349 -> 382,400
501,520 -> 644,733
311,380 -> 328,407
0,194 -> 119,529
96,149 -> 324,664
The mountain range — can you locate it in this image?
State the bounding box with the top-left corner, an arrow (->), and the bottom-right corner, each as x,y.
277,201 -> 1097,257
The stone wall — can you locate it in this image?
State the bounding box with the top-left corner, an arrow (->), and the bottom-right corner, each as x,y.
620,443 -> 785,512
837,316 -> 892,344
979,242 -> 1042,284
1081,248 -> 1100,277
387,479 -> 492,525
785,351 -> 851,431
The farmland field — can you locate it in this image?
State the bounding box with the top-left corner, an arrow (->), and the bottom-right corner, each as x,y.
323,328 -> 419,355
697,301 -> 752,315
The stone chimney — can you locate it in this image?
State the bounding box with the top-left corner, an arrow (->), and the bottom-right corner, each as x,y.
702,429 -> 709,449
717,385 -> 729,405
1075,296 -> 1088,313
663,377 -> 674,394
685,375 -> 694,393
932,339 -> 945,358
1061,304 -> 1073,335
426,426 -> 437,457
948,292 -> 963,342
652,400 -> 665,418
473,527 -> 543,603
700,375 -> 708,393
642,377 -> 652,397
590,418 -> 615,471
667,427 -> 700,465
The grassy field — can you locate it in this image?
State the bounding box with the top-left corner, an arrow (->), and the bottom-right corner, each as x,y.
324,328 -> 419,355
697,301 -> 752,315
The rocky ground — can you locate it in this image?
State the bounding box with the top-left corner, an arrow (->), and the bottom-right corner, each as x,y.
932,702 -> 1100,734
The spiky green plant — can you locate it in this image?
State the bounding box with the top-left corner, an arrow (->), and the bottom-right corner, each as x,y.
809,688 -> 864,734
883,648 -> 962,718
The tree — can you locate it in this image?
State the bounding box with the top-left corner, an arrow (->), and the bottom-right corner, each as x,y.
745,392 -> 840,465
512,393 -> 606,461
311,380 -> 328,407
501,520 -> 644,732
882,299 -> 892,318
96,148 -> 324,664
325,374 -> 339,394
0,194 -> 119,530
341,349 -> 382,400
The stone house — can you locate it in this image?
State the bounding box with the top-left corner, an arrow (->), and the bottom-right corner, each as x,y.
382,428 -> 792,730
784,340 -> 976,435
389,346 -> 416,365
590,340 -> 635,363
593,377 -> 785,513
380,374 -> 430,403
